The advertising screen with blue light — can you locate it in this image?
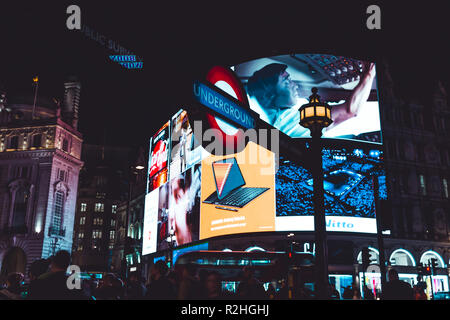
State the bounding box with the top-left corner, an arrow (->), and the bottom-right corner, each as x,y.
153,255 -> 166,264
143,53 -> 386,257
172,241 -> 209,265
232,53 -> 386,234
275,140 -> 386,234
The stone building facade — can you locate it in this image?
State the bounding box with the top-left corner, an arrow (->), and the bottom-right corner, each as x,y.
111,149 -> 147,277
0,79 -> 83,281
71,144 -> 131,272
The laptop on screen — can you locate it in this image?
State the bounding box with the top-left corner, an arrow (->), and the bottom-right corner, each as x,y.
202,157 -> 269,208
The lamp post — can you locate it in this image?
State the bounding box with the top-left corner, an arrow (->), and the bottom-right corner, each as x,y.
32,76 -> 39,120
122,165 -> 145,279
299,87 -> 333,300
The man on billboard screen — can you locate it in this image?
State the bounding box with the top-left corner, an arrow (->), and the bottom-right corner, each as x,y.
236,54 -> 379,143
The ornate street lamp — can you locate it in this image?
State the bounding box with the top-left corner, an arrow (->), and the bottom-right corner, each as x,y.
299,87 -> 332,300
299,87 -> 333,135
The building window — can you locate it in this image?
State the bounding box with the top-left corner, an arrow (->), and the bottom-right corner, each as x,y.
93,218 -> 103,226
51,191 -> 65,234
9,136 -> 19,149
94,203 -> 104,213
32,134 -> 42,148
12,187 -> 29,228
92,230 -> 102,239
78,232 -> 84,239
21,167 -> 29,179
58,169 -> 66,182
79,216 -> 86,225
95,176 -> 107,187
419,174 -> 427,196
62,138 -> 69,152
111,205 -> 117,214
80,203 -> 87,212
77,244 -> 83,251
111,219 -> 116,227
109,230 -> 115,240
95,192 -> 106,199
443,178 -> 449,199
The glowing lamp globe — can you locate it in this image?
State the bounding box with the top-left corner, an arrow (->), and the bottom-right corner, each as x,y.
299,87 -> 333,133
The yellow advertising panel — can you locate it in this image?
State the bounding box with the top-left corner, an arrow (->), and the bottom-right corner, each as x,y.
200,142 -> 275,239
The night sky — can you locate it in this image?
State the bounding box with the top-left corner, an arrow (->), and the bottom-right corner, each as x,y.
1,2 -> 449,149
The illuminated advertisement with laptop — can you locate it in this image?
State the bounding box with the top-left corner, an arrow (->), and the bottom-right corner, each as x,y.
143,53 -> 387,255
200,142 -> 276,239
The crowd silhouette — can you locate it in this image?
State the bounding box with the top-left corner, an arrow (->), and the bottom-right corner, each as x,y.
0,250 -> 427,300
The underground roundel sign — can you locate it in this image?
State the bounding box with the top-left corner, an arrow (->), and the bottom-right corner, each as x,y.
193,65 -> 254,154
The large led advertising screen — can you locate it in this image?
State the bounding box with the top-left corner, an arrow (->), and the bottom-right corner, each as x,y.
143,53 -> 387,255
148,121 -> 170,193
233,54 -> 381,143
143,163 -> 202,255
170,109 -> 203,178
200,142 -> 276,239
276,141 -> 386,233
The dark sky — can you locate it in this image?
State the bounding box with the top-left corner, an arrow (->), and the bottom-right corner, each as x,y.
0,1 -> 449,148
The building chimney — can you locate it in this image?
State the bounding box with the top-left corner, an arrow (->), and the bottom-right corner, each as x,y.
63,76 -> 81,129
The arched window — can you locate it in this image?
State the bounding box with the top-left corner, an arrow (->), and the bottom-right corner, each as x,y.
357,247 -> 379,265
245,246 -> 266,252
389,249 -> 416,266
0,247 -> 27,278
420,251 -> 445,268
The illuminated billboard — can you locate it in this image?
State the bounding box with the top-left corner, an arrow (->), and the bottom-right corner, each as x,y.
169,109 -> 203,177
142,188 -> 159,255
143,54 -> 387,255
143,164 -> 202,254
234,54 -> 381,143
143,114 -> 386,255
148,121 -> 170,192
200,142 -> 276,239
276,140 -> 386,234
